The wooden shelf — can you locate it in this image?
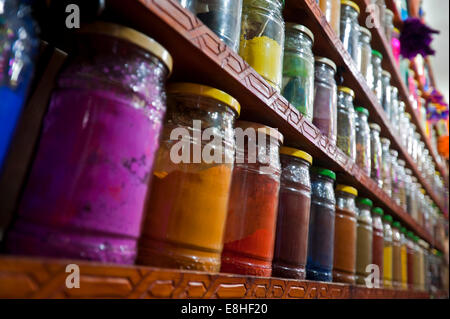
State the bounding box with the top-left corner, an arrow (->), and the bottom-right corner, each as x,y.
0,255 -> 433,299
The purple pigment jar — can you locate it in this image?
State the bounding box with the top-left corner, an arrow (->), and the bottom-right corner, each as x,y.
5,22 -> 173,264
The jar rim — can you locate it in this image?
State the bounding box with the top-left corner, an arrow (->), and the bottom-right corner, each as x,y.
285,23 -> 314,43
315,56 -> 337,72
380,137 -> 390,144
167,82 -> 241,116
280,146 -> 312,164
312,167 -> 336,180
357,197 -> 373,207
359,26 -> 372,39
355,106 -> 369,116
372,49 -> 383,59
338,86 -> 355,98
369,123 -> 381,131
372,207 -> 384,216
382,70 -> 391,78
79,21 -> 173,74
341,0 -> 360,14
336,184 -> 358,196
236,121 -> 284,143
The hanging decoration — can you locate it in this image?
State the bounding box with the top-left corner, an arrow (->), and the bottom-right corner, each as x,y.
399,18 -> 439,59
427,89 -> 449,124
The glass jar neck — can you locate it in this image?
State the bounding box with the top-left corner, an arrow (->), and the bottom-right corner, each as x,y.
285,29 -> 313,52
336,192 -> 356,212
315,62 -> 336,80
243,0 -> 283,18
338,91 -> 354,109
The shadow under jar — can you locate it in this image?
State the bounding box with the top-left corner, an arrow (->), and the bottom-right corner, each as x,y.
281,24 -> 315,120
306,168 -> 336,282
312,57 -> 338,144
333,185 -> 358,284
272,147 -> 313,279
221,121 -> 283,277
4,22 -> 173,264
137,83 -> 240,272
177,0 -> 243,52
337,86 -> 356,161
239,0 -> 285,91
355,197 -> 373,285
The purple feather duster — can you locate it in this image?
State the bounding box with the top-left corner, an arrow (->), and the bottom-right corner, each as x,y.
400,18 -> 439,59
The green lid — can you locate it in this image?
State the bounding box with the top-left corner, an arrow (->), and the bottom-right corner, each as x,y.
413,235 -> 419,242
312,167 -> 336,180
355,107 -> 369,116
401,227 -> 407,234
372,207 -> 384,216
392,221 -> 401,229
357,197 -> 373,207
383,214 -> 393,223
372,49 -> 383,59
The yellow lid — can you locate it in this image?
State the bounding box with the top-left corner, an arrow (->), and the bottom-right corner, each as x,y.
405,113 -> 412,120
393,27 -> 401,33
167,83 -> 241,115
79,22 -> 173,74
341,0 -> 360,14
280,147 -> 313,164
336,184 -> 358,196
338,86 -> 355,98
236,121 -> 284,143
436,171 -> 441,176
420,188 -> 426,194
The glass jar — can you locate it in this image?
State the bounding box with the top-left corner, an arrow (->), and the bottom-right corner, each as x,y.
371,50 -> 383,104
357,26 -> 372,80
424,196 -> 432,235
355,197 -> 373,285
397,159 -> 407,210
273,147 -> 312,279
407,123 -> 417,157
319,0 -> 341,37
337,86 -> 356,160
313,57 -> 338,144
410,176 -> 419,220
381,71 -> 392,119
178,0 -> 243,52
369,123 -> 383,189
390,149 -> 400,205
333,185 -> 358,284
413,235 -> 422,290
384,9 -> 394,43
282,24 -> 315,119
5,22 -> 173,264
398,103 -> 407,143
400,227 -> 408,289
380,138 -> 392,196
240,0 -> 285,91
221,121 -> 283,277
391,27 -> 401,65
383,214 -> 393,288
416,187 -> 426,226
372,207 -> 384,288
340,0 -> 360,61
417,142 -> 425,173
392,221 -> 402,289
413,132 -> 421,163
389,87 -> 399,127
404,168 -> 414,215
306,168 -> 336,282
355,107 -> 371,175
406,231 -> 415,289
138,83 -> 240,271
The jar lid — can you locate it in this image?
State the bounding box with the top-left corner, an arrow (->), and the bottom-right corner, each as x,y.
413,235 -> 419,242
280,146 -> 312,164
404,113 -> 412,120
359,26 -> 372,39
372,207 -> 384,216
420,188 -> 426,194
372,50 -> 383,59
405,168 -> 412,175
315,57 -> 337,72
355,106 -> 369,116
312,167 -> 336,180
401,227 -> 407,234
398,159 -> 405,166
383,214 -> 393,223
341,0 -> 360,14
369,123 -> 381,131
392,221 -> 401,228
168,83 -> 241,116
389,149 -> 398,157
380,137 -> 390,145
391,86 -> 398,93
407,231 -> 414,239
79,22 -> 173,74
393,27 -> 401,33
338,86 -> 355,98
285,23 -> 314,43
357,197 -> 373,207
382,70 -> 391,78
236,121 -> 284,143
385,9 -> 394,16
336,185 -> 358,196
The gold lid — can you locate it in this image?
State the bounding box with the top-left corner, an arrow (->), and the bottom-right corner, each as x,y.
336,184 -> 358,196
315,57 -> 337,72
236,121 -> 284,143
285,23 -> 314,43
167,83 -> 241,115
405,113 -> 412,120
382,70 -> 391,78
341,0 -> 360,14
280,147 -> 313,164
338,86 -> 355,98
79,21 -> 173,74
369,123 -> 381,131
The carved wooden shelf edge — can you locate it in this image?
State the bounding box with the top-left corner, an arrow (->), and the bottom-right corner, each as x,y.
0,256 -> 432,299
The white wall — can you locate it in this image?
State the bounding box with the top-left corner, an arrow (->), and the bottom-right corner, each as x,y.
422,0 -> 449,103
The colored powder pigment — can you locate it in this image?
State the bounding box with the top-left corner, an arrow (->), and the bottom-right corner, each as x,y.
383,244 -> 393,288
239,36 -> 283,90
393,242 -> 402,288
221,166 -> 280,277
333,208 -> 357,284
138,163 -> 232,272
401,243 -> 408,289
356,221 -> 373,285
407,244 -> 414,289
6,88 -> 165,264
312,83 -> 337,144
